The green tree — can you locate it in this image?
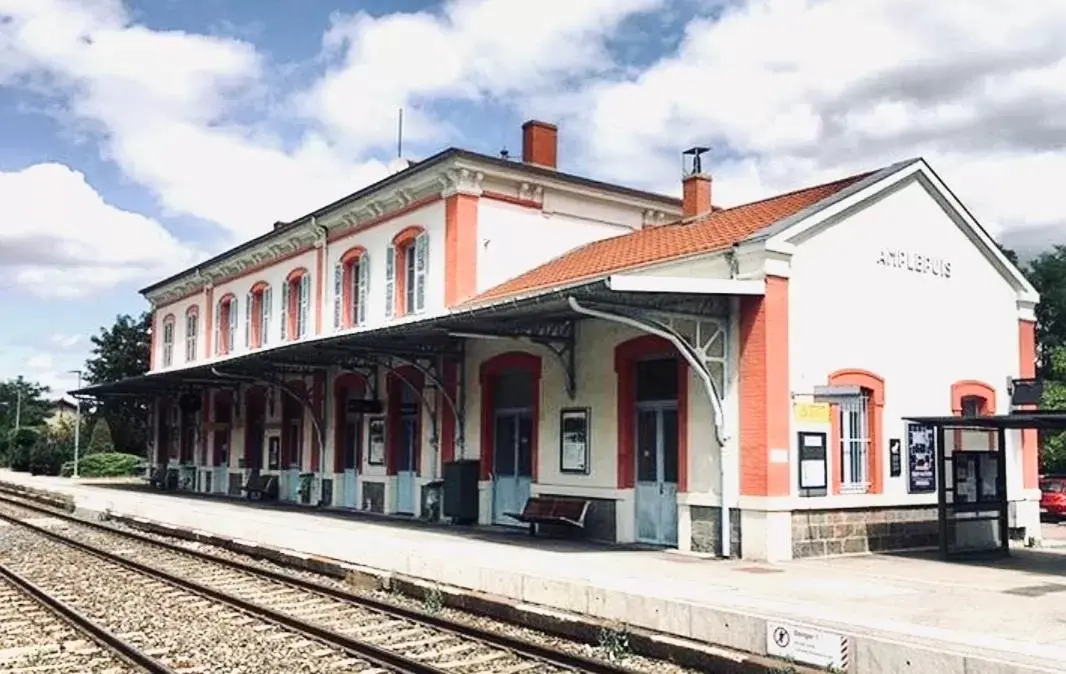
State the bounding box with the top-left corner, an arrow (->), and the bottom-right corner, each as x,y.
1027,246 -> 1066,374
0,377 -> 51,432
1040,346 -> 1066,473
86,419 -> 114,455
83,312 -> 151,456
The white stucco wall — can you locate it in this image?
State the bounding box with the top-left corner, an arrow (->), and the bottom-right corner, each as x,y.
153,294 -> 205,369
786,177 -> 1023,506
476,199 -> 635,293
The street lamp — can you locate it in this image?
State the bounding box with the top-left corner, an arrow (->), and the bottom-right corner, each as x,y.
67,370 -> 82,479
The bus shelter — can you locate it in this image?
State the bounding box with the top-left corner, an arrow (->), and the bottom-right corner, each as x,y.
903,411 -> 1066,560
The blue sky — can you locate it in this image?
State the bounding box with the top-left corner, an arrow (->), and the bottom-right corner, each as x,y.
1,0 -> 1064,397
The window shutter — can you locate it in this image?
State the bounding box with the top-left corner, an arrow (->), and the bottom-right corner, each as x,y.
333,262 -> 343,330
228,296 -> 238,351
299,274 -> 311,338
214,299 -> 222,354
262,287 -> 272,345
414,232 -> 428,313
357,254 -> 369,326
385,245 -> 395,318
245,292 -> 252,347
280,281 -> 289,341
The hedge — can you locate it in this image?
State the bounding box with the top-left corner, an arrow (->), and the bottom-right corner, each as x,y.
60,452 -> 143,478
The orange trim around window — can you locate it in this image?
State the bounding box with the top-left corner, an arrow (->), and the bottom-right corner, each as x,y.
285,268 -> 308,338
950,380 -> 997,451
339,246 -> 367,328
391,227 -> 424,317
827,369 -> 885,495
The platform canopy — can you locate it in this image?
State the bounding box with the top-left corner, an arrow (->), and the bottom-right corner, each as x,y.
71,276 -> 758,399
903,411 -> 1066,431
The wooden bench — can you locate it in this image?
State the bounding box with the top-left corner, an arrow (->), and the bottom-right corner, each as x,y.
144,466 -> 170,490
506,496 -> 591,536
241,474 -> 279,501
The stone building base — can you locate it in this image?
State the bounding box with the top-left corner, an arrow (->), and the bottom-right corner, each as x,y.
790,506 -> 938,558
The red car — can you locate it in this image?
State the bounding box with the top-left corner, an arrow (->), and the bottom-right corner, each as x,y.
1040,475 -> 1066,520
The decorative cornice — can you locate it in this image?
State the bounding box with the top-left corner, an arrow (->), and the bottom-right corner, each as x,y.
440,168 -> 484,198
518,182 -> 544,205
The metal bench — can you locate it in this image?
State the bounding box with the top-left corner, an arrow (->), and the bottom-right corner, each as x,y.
144,466 -> 170,490
241,474 -> 279,502
506,496 -> 591,536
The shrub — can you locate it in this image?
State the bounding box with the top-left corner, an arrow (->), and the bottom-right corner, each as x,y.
86,419 -> 115,455
61,452 -> 143,478
8,427 -> 40,472
28,435 -> 71,476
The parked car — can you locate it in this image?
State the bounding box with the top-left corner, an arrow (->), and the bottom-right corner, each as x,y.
1040,475 -> 1066,520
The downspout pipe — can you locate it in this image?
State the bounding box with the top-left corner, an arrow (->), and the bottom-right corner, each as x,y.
566,296 -> 733,558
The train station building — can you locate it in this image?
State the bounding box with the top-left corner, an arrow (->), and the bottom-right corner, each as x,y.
76,120 -> 1041,561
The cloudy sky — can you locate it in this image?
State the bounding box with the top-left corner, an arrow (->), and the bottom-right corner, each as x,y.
1,0 -> 1064,397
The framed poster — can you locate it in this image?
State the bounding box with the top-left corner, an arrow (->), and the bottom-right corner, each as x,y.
906,422 -> 936,494
267,435 -> 280,470
367,416 -> 386,466
559,407 -> 590,474
797,431 -> 827,496
889,438 -> 902,477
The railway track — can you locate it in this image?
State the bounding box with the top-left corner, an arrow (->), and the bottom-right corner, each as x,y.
0,494 -> 640,674
0,560 -> 172,673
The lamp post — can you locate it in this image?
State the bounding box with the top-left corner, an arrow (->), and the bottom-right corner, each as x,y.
67,370 -> 82,479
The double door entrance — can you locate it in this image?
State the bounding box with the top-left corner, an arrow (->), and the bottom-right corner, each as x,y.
633,358 -> 680,547
493,410 -> 533,524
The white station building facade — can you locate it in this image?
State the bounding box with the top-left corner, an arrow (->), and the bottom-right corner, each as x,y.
80,120 -> 1041,561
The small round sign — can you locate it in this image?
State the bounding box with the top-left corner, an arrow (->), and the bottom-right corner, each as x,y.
773,626 -> 791,648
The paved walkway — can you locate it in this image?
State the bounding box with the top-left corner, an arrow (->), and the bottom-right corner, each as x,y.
2,471 -> 1064,672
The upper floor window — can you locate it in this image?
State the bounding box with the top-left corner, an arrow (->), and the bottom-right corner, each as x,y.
960,395 -> 986,418
184,307 -> 199,362
385,227 -> 428,318
161,315 -> 175,367
334,247 -> 369,329
246,282 -> 273,349
214,294 -> 238,355
281,269 -> 311,340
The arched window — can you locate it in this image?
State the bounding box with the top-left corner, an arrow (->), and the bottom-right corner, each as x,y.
281,268 -> 311,340
827,369 -> 885,495
214,293 -> 238,355
245,281 -> 273,349
385,227 -> 428,318
161,314 -> 176,367
184,306 -> 199,362
334,247 -> 369,329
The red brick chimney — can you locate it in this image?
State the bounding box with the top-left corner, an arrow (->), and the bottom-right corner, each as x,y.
522,120 -> 557,169
682,173 -> 712,219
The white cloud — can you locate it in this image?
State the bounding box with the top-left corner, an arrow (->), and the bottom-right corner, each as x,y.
557,0 -> 1066,240
0,163 -> 198,297
301,0 -> 665,152
49,334 -> 81,349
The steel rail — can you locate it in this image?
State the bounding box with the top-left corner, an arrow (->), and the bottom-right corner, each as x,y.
0,491 -> 639,674
0,561 -> 177,674
0,509 -> 449,674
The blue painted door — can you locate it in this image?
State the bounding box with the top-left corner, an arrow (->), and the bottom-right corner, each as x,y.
342,418 -> 360,508
635,405 -> 679,546
493,411 -> 533,525
395,415 -> 417,514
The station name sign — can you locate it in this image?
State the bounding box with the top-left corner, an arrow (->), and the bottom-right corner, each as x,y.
876,249 -> 952,278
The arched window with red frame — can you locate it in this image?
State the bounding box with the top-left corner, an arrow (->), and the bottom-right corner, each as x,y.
245,281 -> 273,349
214,293 -> 238,355
333,247 -> 369,329
161,314 -> 176,367
385,226 -> 428,318
184,306 -> 199,362
281,268 -> 311,341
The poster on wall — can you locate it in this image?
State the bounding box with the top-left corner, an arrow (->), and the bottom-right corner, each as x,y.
797,431 -> 828,496
367,417 -> 386,465
559,408 -> 590,474
268,435 -> 280,470
906,422 -> 937,493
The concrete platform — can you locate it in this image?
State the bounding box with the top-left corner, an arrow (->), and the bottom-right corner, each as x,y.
1,470 -> 1063,674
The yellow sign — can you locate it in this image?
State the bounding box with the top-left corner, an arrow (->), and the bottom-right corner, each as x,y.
794,402 -> 831,425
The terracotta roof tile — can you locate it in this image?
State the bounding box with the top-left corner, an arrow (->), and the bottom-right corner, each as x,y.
467,169 -> 876,305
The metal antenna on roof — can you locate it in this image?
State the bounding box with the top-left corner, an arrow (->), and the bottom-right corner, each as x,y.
396,108 -> 404,159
